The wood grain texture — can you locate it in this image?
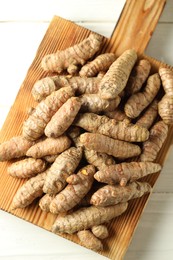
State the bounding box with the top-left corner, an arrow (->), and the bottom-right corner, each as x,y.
0,10 -> 172,260
106,0 -> 166,55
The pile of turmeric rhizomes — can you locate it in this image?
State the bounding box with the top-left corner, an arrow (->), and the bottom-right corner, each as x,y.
0,33 -> 172,252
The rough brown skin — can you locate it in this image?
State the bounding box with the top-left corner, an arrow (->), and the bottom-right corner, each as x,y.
125,59 -> 151,96
7,158 -> 47,178
43,154 -> 59,163
75,113 -> 149,142
97,71 -> 106,79
158,96 -> 173,125
136,100 -> 158,129
72,136 -> 84,149
158,67 -> 173,124
124,73 -> 161,118
27,107 -> 35,116
140,120 -> 168,162
159,67 -> 173,95
22,86 -> 75,141
80,133 -> 141,159
91,225 -> 109,239
79,94 -> 121,113
66,174 -> 82,185
0,136 -> 34,162
39,194 -> 55,212
90,181 -> 151,207
32,76 -> 100,102
79,53 -> 116,77
26,135 -> 71,158
49,165 -> 95,214
77,190 -> 95,207
84,148 -> 116,170
77,230 -> 103,252
104,108 -> 130,122
52,202 -> 128,234
67,126 -> 81,142
76,180 -> 105,207
43,147 -> 82,194
31,76 -> 62,102
94,162 -> 161,186
66,127 -> 82,148
11,172 -> 47,209
41,33 -> 103,74
99,49 -> 137,99
45,97 -> 81,138
67,125 -> 83,149
57,77 -> 100,96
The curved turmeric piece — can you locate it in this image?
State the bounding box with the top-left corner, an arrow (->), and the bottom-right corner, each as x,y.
125,59 -> 151,96
79,94 -> 121,113
90,181 -> 151,207
84,148 -> 116,170
91,225 -> 109,239
52,202 -> 128,234
75,113 -> 149,142
43,147 -> 82,194
80,133 -> 141,158
136,100 -> 158,129
11,172 -> 47,209
79,53 -> 116,77
39,194 -> 55,212
32,75 -> 100,102
77,230 -> 103,251
94,162 -> 161,186
41,33 -> 103,74
22,86 -> 75,141
7,158 -> 46,178
45,97 -> 81,138
140,120 -> 168,162
104,108 -> 130,122
158,67 -> 173,125
124,73 -> 160,118
99,49 -> 137,99
0,136 -> 34,161
49,165 -> 95,214
26,135 -> 71,158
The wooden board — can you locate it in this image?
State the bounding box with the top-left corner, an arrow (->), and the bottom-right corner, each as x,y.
104,0 -> 166,55
0,1 -> 172,259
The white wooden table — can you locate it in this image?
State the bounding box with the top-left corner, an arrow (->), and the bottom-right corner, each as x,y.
0,1 -> 173,259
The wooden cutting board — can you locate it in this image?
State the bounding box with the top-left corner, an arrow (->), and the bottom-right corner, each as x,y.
0,0 -> 172,259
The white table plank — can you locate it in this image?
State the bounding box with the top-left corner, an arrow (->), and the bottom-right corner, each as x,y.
125,193 -> 173,260
76,22 -> 116,37
145,0 -> 173,64
0,106 -> 10,130
154,144 -> 173,193
0,0 -> 125,23
0,23 -> 47,107
0,210 -> 108,260
145,23 -> 173,66
159,0 -> 173,22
